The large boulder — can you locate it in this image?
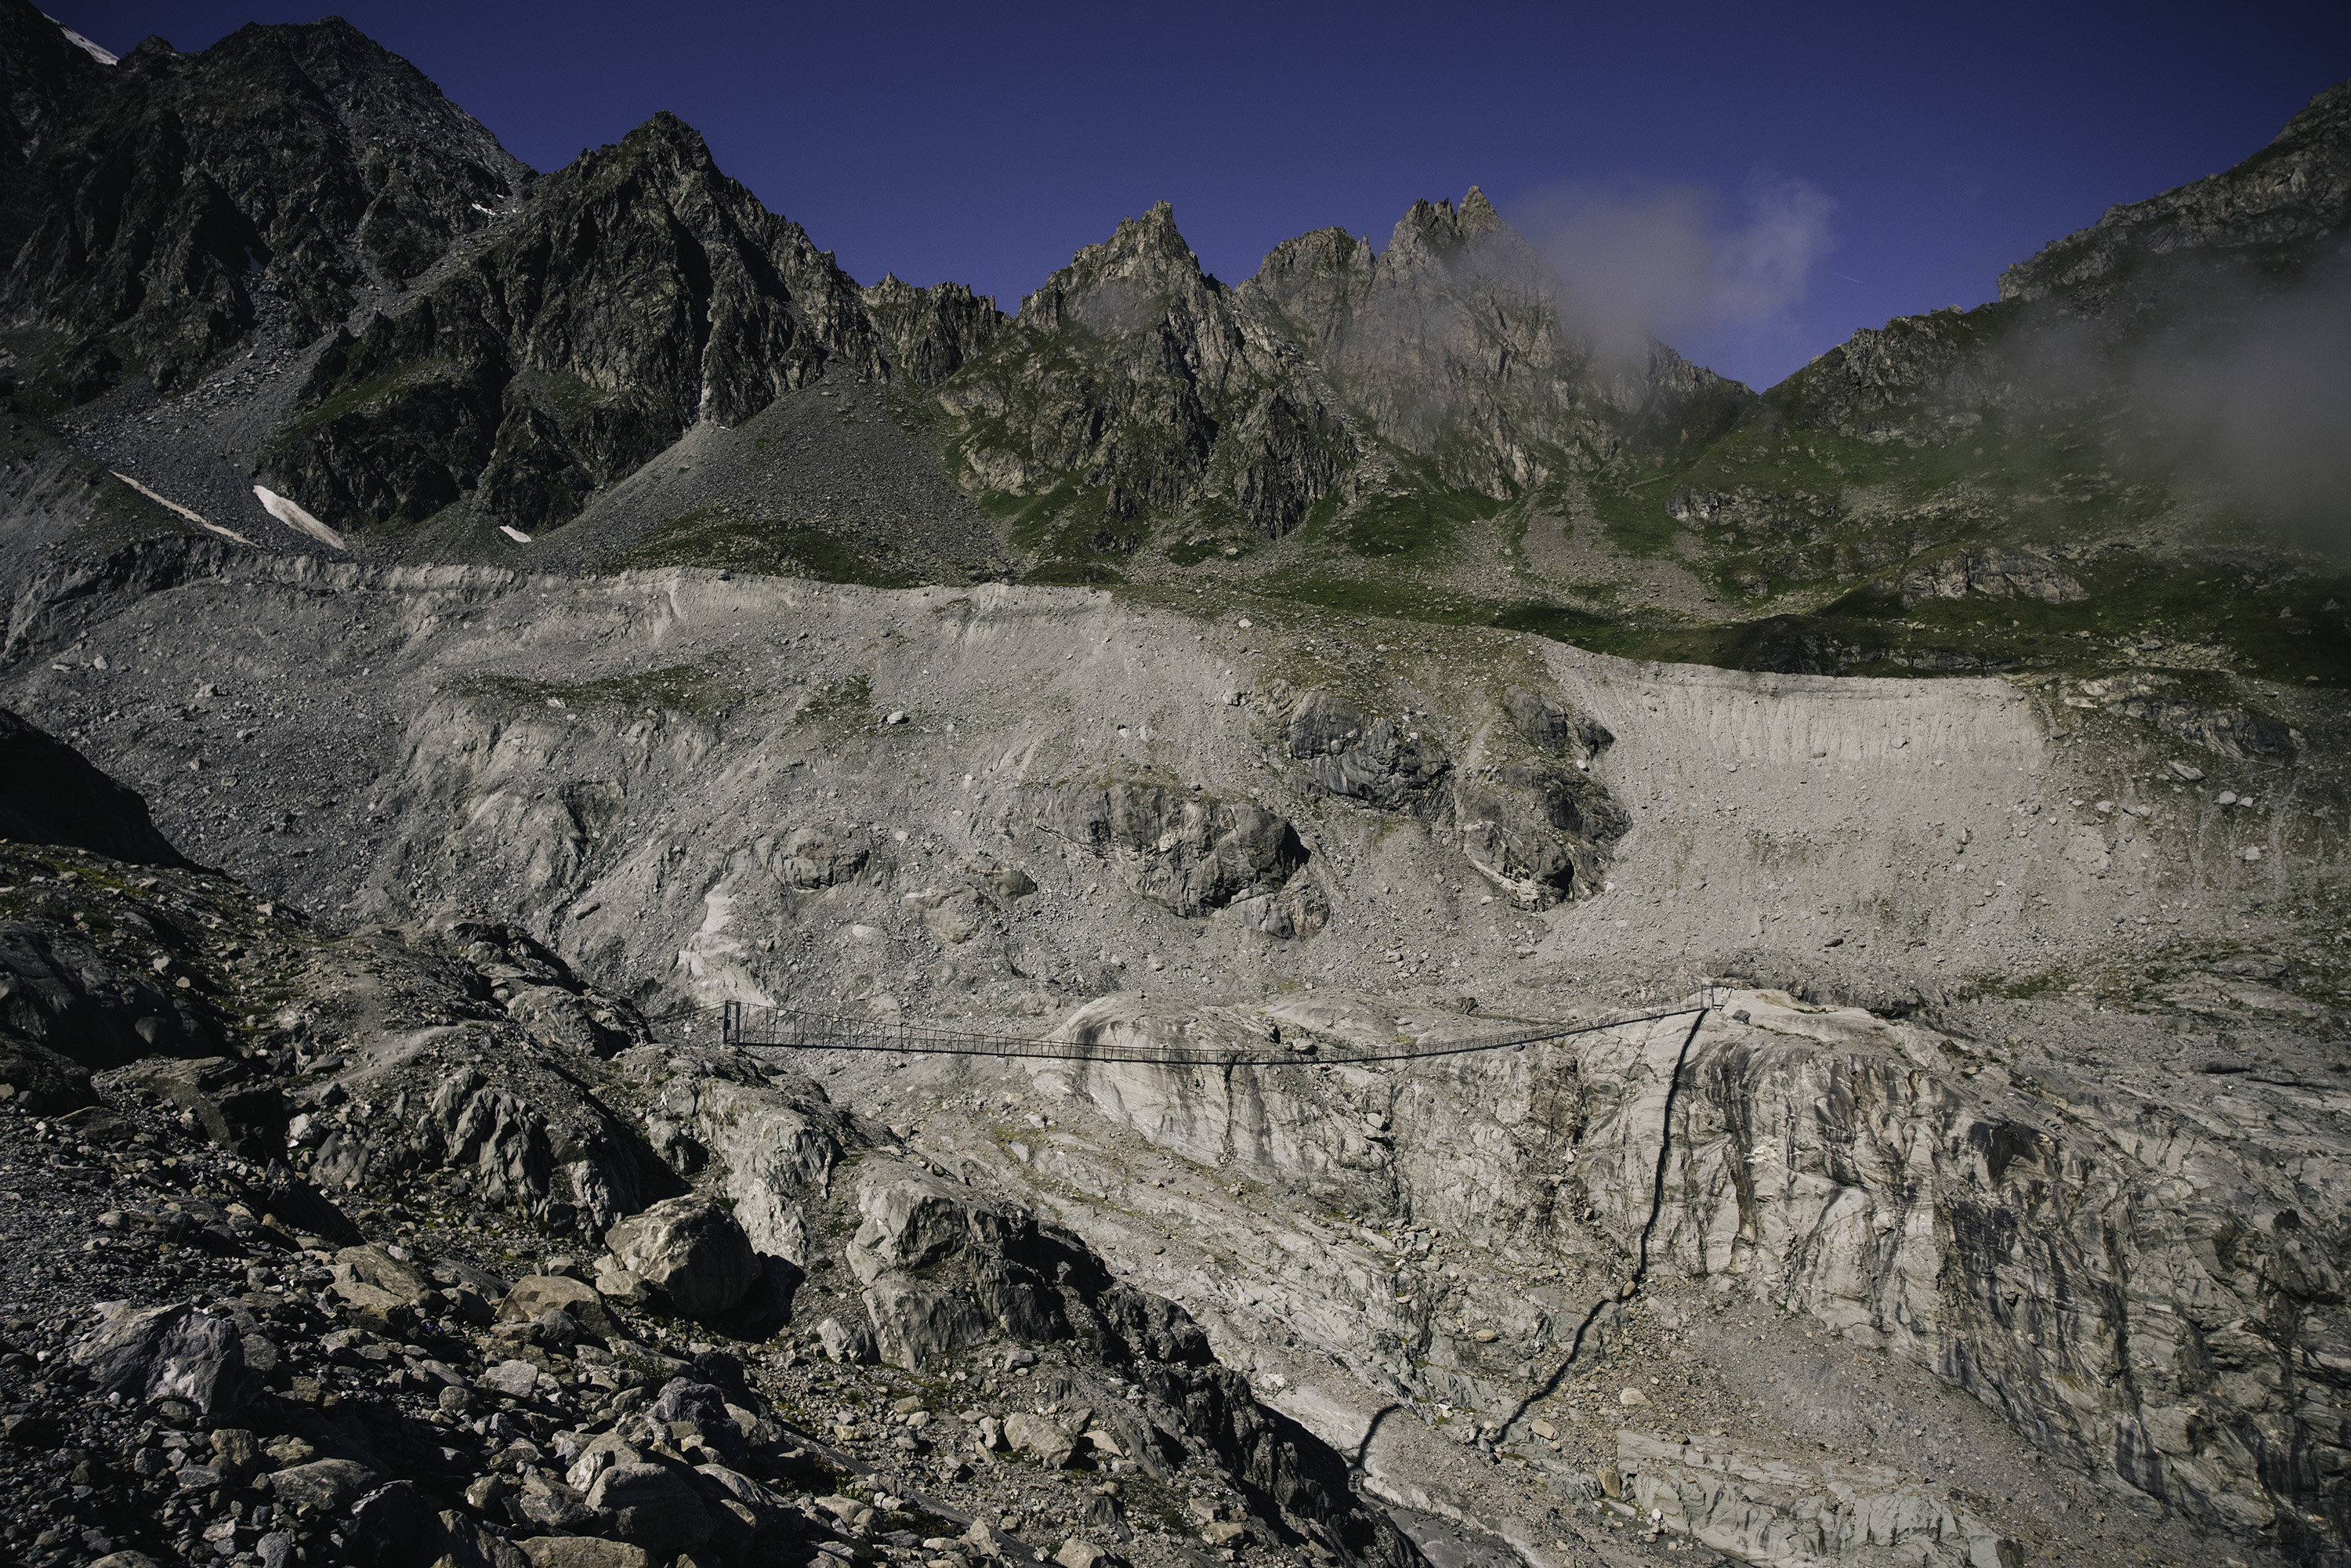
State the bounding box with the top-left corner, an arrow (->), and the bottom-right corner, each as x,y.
846,1166 -> 1070,1369
266,1458 -> 385,1515
0,928 -> 206,1069
497,1274 -> 623,1341
584,1461 -> 713,1555
107,1056 -> 286,1157
1502,686 -> 1611,759
603,1197 -> 756,1321
73,1303 -> 250,1416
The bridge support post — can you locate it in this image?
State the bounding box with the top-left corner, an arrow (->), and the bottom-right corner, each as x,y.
723,1000 -> 741,1048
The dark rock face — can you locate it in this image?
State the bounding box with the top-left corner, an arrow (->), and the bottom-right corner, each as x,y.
1502,685 -> 1612,759
859,273 -> 1006,386
0,6 -> 522,400
1285,690 -> 1451,808
72,1302 -> 250,1416
1022,778 -> 1320,927
0,708 -> 192,866
265,112 -> 892,534
0,925 -> 206,1068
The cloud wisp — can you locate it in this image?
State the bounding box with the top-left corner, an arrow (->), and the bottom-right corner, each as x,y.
1507,170 -> 1836,386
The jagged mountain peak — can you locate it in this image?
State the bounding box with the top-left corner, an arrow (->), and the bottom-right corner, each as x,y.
1019,198 -> 1217,324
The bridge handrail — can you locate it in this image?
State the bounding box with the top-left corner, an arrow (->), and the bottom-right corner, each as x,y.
705,990 -> 1723,1069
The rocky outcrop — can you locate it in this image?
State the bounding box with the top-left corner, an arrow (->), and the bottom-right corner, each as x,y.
1449,760 -> 1628,904
1242,190 -> 1747,498
845,1164 -> 1070,1367
0,6 -> 523,400
1502,685 -> 1611,760
1285,691 -> 1451,809
2064,673 -> 2297,759
1896,546 -> 2085,608
0,925 -> 208,1068
859,273 -> 1006,386
1023,778 -> 1323,929
1567,990 -> 2350,1552
1665,486 -> 1838,539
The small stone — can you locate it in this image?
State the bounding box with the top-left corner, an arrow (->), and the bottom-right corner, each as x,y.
1056,1541 -> 1113,1568
1618,1387 -> 1648,1407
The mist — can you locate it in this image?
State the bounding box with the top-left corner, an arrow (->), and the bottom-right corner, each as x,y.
2126,260 -> 2351,534
1506,169 -> 1836,388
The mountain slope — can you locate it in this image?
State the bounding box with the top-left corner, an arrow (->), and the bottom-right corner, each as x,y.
0,0 -> 523,405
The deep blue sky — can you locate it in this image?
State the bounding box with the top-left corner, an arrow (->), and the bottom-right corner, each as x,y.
56,2 -> 2351,390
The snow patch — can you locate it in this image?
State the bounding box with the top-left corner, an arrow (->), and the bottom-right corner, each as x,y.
498,525 -> 533,544
252,485 -> 347,551
110,470 -> 260,545
45,14 -> 116,63
471,202 -> 496,216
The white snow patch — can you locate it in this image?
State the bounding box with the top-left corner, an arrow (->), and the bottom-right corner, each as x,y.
45,14 -> 116,63
498,525 -> 533,544
252,485 -> 346,550
471,202 -> 496,216
110,470 -> 260,545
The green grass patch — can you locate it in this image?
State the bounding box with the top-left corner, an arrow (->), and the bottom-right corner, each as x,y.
458,656 -> 748,720
611,504 -> 918,588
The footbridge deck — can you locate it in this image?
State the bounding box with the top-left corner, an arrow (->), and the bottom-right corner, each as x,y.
698,991 -> 1723,1069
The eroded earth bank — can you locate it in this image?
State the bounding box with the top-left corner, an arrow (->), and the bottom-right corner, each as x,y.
2,538 -> 2349,1568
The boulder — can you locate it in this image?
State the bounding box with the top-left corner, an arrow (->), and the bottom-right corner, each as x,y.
268,1458 -> 386,1514
1023,781 -> 1312,919
344,1480 -> 438,1568
504,986 -> 633,1059
0,927 -> 205,1070
335,1245 -> 439,1305
604,1197 -> 756,1321
1502,686 -> 1610,759
73,1303 -> 249,1415
584,1461 -> 714,1555
1003,1412 -> 1078,1468
770,827 -> 866,889
817,1316 -> 875,1364
517,1541 -> 650,1568
0,1030 -> 94,1110
478,1360 -> 540,1398
863,1273 -> 989,1371
497,1274 -> 622,1341
109,1056 -> 285,1157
